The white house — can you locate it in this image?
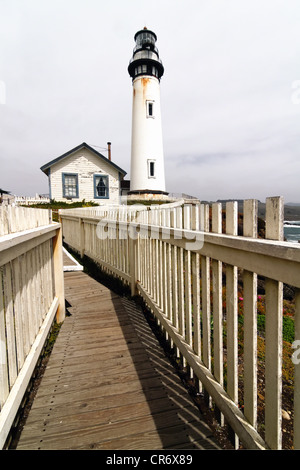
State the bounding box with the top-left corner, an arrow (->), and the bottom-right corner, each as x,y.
40,142 -> 127,204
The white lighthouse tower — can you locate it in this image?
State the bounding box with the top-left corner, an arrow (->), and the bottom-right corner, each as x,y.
128,28 -> 168,200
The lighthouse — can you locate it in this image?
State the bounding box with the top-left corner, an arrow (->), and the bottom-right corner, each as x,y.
128,28 -> 168,199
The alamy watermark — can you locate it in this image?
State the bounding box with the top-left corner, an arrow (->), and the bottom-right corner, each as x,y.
0,80 -> 6,104
292,340 -> 300,365
95,201 -> 205,251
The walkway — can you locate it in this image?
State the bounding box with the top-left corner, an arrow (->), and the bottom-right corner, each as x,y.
16,269 -> 221,450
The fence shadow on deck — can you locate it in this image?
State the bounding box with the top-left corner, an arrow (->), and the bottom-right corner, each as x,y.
90,276 -> 221,449
75,252 -> 222,449
15,266 -> 221,450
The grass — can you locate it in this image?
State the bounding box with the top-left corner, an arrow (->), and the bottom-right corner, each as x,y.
22,199 -> 99,221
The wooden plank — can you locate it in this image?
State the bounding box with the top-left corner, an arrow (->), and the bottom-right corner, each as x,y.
172,245 -> 179,330
225,202 -> 238,405
225,201 -> 239,449
211,203 -> 223,388
0,267 -> 9,408
11,257 -> 25,371
243,199 -> 258,429
184,250 -> 192,346
52,227 -> 65,323
3,263 -> 18,388
18,411 -> 214,450
178,247 -> 185,337
19,253 -> 30,358
201,255 -> 210,370
264,197 -> 284,450
72,424 -> 218,450
192,252 -> 201,358
200,203 -> 211,371
294,289 -> 300,449
16,270 -> 220,451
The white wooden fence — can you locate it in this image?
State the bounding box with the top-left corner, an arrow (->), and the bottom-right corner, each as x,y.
60,197 -> 300,450
0,206 -> 65,448
14,196 -> 50,206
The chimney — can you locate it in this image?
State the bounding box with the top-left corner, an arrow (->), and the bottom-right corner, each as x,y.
107,141 -> 111,161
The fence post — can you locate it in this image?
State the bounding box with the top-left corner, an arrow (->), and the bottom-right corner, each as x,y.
129,224 -> 138,297
243,199 -> 258,430
294,289 -> 300,449
225,200 -> 239,449
52,224 -> 65,323
79,218 -> 85,258
211,202 -> 223,424
264,196 -> 284,449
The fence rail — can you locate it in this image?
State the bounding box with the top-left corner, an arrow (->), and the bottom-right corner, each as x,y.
0,206 -> 65,449
60,197 -> 300,450
0,206 -> 51,236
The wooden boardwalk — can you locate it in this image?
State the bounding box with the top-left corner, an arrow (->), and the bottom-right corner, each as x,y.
16,270 -> 221,450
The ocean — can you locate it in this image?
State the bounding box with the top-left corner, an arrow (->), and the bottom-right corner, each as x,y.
284,221 -> 300,243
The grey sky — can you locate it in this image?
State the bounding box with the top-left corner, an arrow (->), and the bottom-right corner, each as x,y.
0,0 -> 299,202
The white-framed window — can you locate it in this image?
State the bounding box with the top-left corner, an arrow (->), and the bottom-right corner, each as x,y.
62,173 -> 79,198
147,159 -> 156,178
146,100 -> 155,118
94,174 -> 109,199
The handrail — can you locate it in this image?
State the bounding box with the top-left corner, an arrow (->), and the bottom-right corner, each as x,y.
0,207 -> 65,449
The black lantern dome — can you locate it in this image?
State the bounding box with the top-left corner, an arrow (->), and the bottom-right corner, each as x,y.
128,28 -> 164,81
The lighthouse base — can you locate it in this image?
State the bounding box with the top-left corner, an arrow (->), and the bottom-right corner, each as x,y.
126,190 -> 169,203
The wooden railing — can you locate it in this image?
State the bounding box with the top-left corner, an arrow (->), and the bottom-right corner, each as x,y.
60,197 -> 300,450
0,206 -> 65,448
14,196 -> 50,206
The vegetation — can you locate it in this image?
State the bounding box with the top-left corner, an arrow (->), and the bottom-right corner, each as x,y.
231,283 -> 295,449
26,198 -> 99,210
22,199 -> 99,221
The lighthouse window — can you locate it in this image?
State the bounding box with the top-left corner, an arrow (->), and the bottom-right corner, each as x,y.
142,64 -> 147,73
146,100 -> 155,118
148,160 -> 156,178
94,174 -> 109,199
152,67 -> 158,77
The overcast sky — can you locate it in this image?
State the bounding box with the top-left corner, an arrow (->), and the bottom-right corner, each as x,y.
0,0 -> 299,202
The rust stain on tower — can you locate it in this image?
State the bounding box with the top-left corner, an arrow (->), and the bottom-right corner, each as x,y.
141,77 -> 150,88
141,77 -> 150,99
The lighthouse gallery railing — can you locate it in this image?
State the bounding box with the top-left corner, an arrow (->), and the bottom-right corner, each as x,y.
59,197 -> 300,450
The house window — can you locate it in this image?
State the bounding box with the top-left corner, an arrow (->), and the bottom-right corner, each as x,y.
94,174 -> 109,199
62,173 -> 78,198
146,100 -> 155,118
148,160 -> 156,178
